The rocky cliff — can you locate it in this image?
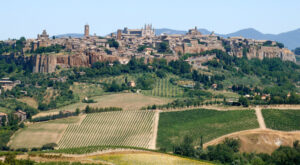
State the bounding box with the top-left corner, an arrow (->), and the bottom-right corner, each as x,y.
231,46 -> 296,62
32,52 -> 121,73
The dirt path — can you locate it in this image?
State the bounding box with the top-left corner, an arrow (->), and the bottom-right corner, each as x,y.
255,106 -> 266,129
149,110 -> 160,149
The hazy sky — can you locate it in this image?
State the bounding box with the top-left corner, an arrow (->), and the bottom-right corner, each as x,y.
1,0 -> 300,40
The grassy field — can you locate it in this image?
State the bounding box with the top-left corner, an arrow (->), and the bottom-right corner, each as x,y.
0,106 -> 10,113
71,82 -> 104,99
157,109 -> 259,151
33,93 -> 172,118
262,109 -> 300,131
17,97 -> 38,109
58,111 -> 155,149
143,76 -> 184,98
9,116 -> 82,149
92,152 -> 214,165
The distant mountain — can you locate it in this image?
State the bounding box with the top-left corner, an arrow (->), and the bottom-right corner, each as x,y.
54,33 -> 84,38
222,28 -> 300,49
155,28 -> 211,35
155,28 -> 186,35
54,28 -> 300,49
155,28 -> 300,49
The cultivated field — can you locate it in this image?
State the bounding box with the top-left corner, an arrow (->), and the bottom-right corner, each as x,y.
143,76 -> 184,98
58,111 -> 156,149
9,116 -> 83,149
157,109 -> 259,151
33,93 -> 172,118
262,109 -> 300,131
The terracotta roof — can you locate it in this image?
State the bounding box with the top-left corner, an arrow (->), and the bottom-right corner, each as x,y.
0,112 -> 7,116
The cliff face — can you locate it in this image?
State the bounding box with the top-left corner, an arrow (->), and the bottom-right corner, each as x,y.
32,55 -> 57,73
231,46 -> 296,62
32,52 -> 121,73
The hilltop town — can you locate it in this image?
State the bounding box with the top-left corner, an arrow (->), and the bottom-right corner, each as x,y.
0,24 -> 296,73
0,24 -> 300,165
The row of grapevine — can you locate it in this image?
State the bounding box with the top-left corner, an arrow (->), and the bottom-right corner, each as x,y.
262,109 -> 300,131
58,111 -> 155,149
144,77 -> 184,98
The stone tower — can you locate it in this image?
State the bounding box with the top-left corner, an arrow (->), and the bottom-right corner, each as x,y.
117,29 -> 122,40
84,24 -> 89,37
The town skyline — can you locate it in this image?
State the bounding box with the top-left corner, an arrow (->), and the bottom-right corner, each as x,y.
1,0 -> 300,40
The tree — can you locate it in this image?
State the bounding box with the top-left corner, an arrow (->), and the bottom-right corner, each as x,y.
271,146 -> 300,165
277,42 -> 284,49
295,47 -> 300,55
174,135 -> 195,157
4,153 -> 16,164
75,108 -> 80,115
238,96 -> 249,107
157,42 -> 170,53
137,45 -> 147,52
156,70 -> 166,78
107,39 -> 119,49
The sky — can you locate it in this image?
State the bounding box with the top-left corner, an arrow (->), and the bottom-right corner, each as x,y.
1,0 -> 300,40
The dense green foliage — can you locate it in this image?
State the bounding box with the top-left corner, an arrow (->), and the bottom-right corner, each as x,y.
0,59 -> 24,78
157,109 -> 258,152
0,37 -> 26,54
32,111 -> 79,122
107,39 -> 119,49
157,42 -> 171,53
174,136 -> 300,165
262,109 -> 300,131
202,49 -> 300,104
84,106 -> 122,113
32,44 -> 65,54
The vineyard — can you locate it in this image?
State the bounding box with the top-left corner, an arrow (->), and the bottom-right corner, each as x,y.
58,111 -> 156,149
157,109 -> 259,151
262,109 -> 300,131
143,76 -> 184,98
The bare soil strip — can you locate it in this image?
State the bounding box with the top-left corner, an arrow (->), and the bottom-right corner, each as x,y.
149,110 -> 160,149
255,107 -> 266,129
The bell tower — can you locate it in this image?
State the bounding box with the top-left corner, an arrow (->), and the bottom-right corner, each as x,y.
84,24 -> 89,37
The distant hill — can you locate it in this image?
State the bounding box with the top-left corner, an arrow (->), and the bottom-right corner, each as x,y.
222,28 -> 300,50
155,28 -> 300,49
54,33 -> 84,38
155,28 -> 211,35
54,28 -> 300,49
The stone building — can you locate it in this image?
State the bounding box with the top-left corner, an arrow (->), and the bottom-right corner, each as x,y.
121,24 -> 155,38
14,110 -> 26,122
85,24 -> 90,37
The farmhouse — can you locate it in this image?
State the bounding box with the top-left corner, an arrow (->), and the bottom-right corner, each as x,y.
128,81 -> 136,87
0,78 -> 21,91
14,110 -> 27,122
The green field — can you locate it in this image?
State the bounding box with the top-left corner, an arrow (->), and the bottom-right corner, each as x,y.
262,109 -> 300,131
143,76 -> 184,98
58,111 -> 155,149
157,109 -> 259,151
